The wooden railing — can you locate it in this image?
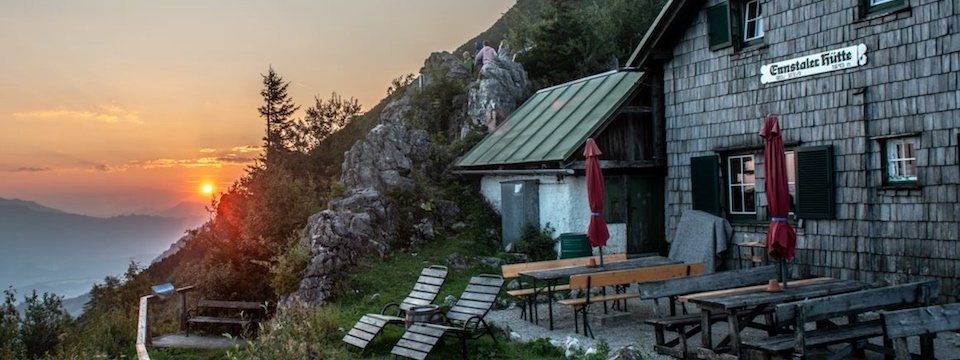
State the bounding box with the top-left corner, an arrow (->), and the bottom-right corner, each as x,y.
136,285 -> 195,360
136,295 -> 155,360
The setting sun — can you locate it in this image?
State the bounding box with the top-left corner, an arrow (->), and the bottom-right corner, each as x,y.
201,183 -> 214,195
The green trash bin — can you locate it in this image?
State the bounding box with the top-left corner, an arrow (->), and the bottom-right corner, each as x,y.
558,233 -> 592,259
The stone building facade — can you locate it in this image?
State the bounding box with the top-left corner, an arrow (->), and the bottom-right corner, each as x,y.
629,0 -> 959,299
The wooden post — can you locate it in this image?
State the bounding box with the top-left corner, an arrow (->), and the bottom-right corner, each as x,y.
179,291 -> 187,331
136,295 -> 154,360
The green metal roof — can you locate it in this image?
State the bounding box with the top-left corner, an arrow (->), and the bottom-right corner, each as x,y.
455,69 -> 644,168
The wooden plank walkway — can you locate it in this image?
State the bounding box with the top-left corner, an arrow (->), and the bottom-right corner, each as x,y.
151,334 -> 242,349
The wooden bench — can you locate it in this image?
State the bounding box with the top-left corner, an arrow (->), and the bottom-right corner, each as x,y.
187,299 -> 262,337
637,265 -> 778,358
881,302 -> 960,360
557,262 -> 704,338
500,253 -> 627,319
742,280 -> 939,360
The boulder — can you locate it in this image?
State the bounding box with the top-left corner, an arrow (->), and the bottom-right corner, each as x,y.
607,345 -> 652,360
467,57 -> 530,133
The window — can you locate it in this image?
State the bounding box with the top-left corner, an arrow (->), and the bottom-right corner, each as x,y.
707,1 -> 763,51
743,0 -> 763,42
863,0 -> 906,15
690,146 -> 834,220
727,155 -> 756,215
883,137 -> 919,185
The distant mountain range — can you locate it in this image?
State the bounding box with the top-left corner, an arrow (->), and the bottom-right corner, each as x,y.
0,198 -> 204,300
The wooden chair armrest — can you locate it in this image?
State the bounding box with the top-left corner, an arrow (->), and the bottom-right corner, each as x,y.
381,303 -> 403,316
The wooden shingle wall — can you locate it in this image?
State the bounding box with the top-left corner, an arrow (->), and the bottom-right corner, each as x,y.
662,0 -> 959,300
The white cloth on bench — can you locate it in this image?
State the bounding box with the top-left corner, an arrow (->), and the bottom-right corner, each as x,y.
667,209 -> 731,273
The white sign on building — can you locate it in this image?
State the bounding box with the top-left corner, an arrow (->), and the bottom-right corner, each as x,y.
760,44 -> 868,84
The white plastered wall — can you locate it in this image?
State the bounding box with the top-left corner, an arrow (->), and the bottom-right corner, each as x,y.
479,174 -> 627,256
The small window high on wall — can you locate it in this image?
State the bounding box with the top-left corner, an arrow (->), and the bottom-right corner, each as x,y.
863,0 -> 906,15
707,0 -> 764,51
883,136 -> 919,186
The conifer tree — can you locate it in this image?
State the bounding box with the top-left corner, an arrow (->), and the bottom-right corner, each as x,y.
294,92 -> 362,152
0,288 -> 23,359
258,66 -> 300,166
20,291 -> 68,359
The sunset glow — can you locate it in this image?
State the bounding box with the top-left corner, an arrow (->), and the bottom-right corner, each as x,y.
0,0 -> 513,216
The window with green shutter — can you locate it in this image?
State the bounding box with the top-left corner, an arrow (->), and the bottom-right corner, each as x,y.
862,0 -> 907,16
690,155 -> 722,216
707,2 -> 733,50
795,146 -> 835,219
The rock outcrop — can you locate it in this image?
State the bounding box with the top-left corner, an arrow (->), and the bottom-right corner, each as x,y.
287,52 -> 529,306
467,57 -> 530,133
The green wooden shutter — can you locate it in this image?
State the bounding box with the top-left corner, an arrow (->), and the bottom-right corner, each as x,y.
707,2 -> 732,50
690,155 -> 722,216
796,146 -> 835,219
604,175 -> 624,223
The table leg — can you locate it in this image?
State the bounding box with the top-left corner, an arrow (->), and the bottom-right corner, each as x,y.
700,309 -> 713,350
532,278 -> 539,325
547,279 -> 557,331
727,312 -> 742,357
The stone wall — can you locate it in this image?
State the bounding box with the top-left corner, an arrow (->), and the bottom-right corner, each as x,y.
662,0 -> 959,299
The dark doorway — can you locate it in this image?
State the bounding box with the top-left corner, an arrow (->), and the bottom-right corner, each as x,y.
626,175 -> 666,256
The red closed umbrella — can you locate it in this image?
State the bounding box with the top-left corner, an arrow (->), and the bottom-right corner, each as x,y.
759,115 -> 797,287
584,138 -> 609,266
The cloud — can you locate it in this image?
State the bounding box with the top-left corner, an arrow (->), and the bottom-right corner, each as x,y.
13,105 -> 142,124
199,148 -> 217,153
230,145 -> 262,153
6,166 -> 51,172
127,155 -> 256,169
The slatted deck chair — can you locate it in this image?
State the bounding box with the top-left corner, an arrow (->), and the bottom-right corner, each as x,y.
391,274 -> 505,360
342,265 -> 449,350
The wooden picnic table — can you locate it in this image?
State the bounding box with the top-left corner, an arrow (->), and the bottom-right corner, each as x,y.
684,277 -> 866,358
519,256 -> 680,330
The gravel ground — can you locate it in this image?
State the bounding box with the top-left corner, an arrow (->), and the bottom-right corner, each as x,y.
486,296 -> 960,359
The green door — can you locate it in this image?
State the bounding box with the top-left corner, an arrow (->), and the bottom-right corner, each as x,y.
626,176 -> 666,255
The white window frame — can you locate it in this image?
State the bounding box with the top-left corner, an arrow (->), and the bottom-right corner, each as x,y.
870,0 -> 896,5
743,0 -> 763,42
785,150 -> 796,213
727,154 -> 757,215
885,137 -> 919,183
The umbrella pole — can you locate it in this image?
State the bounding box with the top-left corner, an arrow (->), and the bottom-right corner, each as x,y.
781,260 -> 788,289
599,247 -> 604,267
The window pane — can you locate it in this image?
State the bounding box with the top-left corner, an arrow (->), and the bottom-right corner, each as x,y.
731,186 -> 744,213
885,137 -> 919,183
744,185 -> 756,213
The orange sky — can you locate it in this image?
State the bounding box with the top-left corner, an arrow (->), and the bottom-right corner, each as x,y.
0,0 -> 514,217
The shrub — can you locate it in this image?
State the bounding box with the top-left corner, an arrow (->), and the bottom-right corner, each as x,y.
513,223 -> 557,261
225,300 -> 350,360
263,230 -> 312,297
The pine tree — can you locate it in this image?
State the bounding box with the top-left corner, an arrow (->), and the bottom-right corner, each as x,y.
20,291 -> 68,359
294,92 -> 362,152
258,66 -> 300,166
0,288 -> 23,360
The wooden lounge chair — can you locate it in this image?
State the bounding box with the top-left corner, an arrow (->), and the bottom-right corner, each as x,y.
391,274 -> 504,360
342,265 -> 449,350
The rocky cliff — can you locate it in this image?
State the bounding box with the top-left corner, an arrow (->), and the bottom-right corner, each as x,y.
287,53 -> 529,306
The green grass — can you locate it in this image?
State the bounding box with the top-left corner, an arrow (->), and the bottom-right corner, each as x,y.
143,233 -> 579,359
